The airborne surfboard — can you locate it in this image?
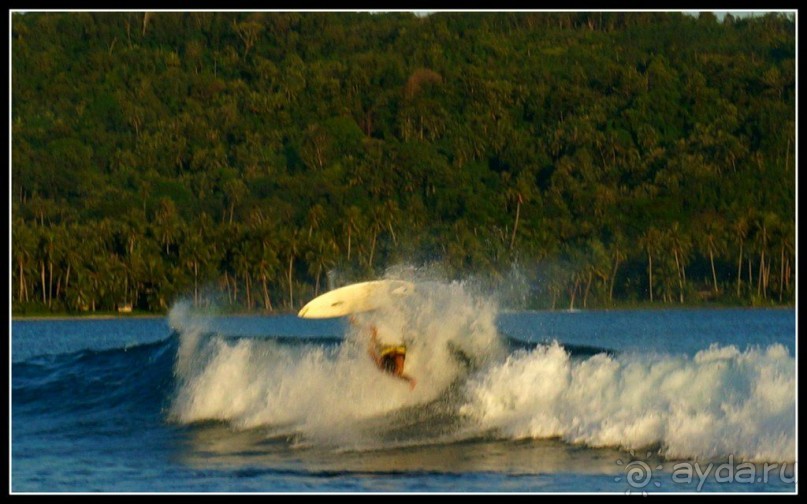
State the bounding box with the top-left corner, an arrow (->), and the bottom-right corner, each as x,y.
297,280 -> 415,319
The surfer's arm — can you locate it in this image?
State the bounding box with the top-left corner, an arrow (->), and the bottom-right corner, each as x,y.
368,345 -> 382,367
352,316 -> 380,364
367,328 -> 382,367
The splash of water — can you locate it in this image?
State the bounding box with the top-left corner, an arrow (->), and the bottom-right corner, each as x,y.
166,271 -> 795,462
167,273 -> 505,447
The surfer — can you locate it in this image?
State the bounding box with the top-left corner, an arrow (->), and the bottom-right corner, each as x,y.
351,316 -> 417,390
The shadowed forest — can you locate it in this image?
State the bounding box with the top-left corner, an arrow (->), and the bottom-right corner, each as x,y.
11,11 -> 795,314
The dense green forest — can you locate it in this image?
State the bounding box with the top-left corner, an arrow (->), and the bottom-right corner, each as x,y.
11,11 -> 795,315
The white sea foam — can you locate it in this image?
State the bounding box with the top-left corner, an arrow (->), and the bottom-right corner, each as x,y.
459,342 -> 795,463
167,278 -> 795,462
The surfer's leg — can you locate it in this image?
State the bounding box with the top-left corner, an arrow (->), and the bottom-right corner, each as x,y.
393,354 -> 416,390
402,373 -> 416,390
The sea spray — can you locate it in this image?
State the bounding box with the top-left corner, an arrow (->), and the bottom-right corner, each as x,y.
167,275 -> 506,447
168,299 -> 218,380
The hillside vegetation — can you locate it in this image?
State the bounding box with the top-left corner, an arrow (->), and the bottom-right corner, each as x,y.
11,12 -> 795,314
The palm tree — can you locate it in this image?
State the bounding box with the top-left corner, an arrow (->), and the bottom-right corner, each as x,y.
732,213 -> 751,297
382,199 -> 401,247
153,197 -> 180,256
35,227 -> 57,307
233,233 -> 256,310
306,203 -> 327,239
754,212 -> 780,300
666,222 -> 692,303
223,178 -> 248,225
701,215 -> 725,294
779,220 -> 795,302
255,228 -> 279,312
306,233 -> 338,296
182,227 -> 208,308
51,223 -> 75,309
582,238 -> 610,308
344,205 -> 363,263
506,170 -> 535,253
607,230 -> 627,305
761,213 -> 789,303
115,214 -> 144,309
141,254 -> 168,312
12,218 -> 34,305
509,191 -> 523,251
366,205 -> 387,273
638,227 -> 663,302
282,228 -> 303,310
71,265 -> 94,313
65,225 -> 97,312
216,224 -> 239,306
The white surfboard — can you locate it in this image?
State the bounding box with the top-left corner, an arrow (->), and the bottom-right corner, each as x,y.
297,280 -> 415,319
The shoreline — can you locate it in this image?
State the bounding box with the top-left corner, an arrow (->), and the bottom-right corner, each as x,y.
11,304 -> 794,321
11,313 -> 168,321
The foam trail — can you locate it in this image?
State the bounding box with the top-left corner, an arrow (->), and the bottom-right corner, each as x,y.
459,342 -> 795,462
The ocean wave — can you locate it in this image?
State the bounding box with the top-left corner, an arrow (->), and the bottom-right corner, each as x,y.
12,337 -> 177,415
165,279 -> 795,463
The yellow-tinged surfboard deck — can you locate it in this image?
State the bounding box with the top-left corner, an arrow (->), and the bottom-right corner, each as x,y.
297,280 -> 415,319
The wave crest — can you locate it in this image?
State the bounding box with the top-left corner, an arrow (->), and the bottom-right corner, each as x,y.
460,342 -> 795,462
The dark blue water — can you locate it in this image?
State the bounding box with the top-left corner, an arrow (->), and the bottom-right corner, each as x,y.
11,307 -> 795,493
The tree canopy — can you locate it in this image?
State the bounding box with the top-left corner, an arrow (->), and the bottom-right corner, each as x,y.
11,11 -> 795,314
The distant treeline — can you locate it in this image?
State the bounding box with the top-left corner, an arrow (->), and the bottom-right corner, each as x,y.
11,11 -> 795,314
